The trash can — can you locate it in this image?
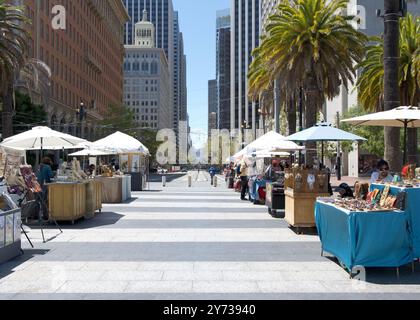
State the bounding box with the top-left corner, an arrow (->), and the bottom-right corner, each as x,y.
266,182 -> 285,218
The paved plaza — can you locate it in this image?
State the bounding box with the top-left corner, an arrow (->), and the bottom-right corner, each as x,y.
0,172 -> 420,300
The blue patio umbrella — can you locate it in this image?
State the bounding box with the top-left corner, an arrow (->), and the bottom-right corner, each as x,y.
287,122 -> 366,165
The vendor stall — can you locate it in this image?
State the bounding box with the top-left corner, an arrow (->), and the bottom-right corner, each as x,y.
315,200 -> 412,274
92,132 -> 149,191
95,175 -> 131,204
284,168 -> 330,228
47,158 -> 103,223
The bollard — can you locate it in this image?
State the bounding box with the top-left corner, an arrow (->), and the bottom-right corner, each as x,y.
162,175 -> 166,187
188,175 -> 192,187
213,176 -> 218,187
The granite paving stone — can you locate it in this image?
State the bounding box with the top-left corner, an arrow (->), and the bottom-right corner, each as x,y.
0,173 -> 417,299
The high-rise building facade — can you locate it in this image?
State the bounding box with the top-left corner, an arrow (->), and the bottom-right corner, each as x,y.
123,0 -> 174,63
123,11 -> 171,130
23,0 -> 129,139
216,9 -> 231,130
208,79 -> 217,137
230,0 -> 261,133
173,11 -> 180,132
261,0 -> 278,32
123,0 -> 175,129
179,32 -> 187,122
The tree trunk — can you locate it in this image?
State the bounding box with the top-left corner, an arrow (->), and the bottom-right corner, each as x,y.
273,78 -> 281,133
304,75 -> 319,166
383,0 -> 402,171
287,97 -> 297,136
407,128 -> 418,164
1,84 -> 14,139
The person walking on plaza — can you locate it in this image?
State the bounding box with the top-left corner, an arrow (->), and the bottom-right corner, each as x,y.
209,166 -> 217,185
238,159 -> 249,200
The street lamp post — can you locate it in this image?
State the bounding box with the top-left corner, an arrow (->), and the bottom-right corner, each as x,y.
76,102 -> 87,138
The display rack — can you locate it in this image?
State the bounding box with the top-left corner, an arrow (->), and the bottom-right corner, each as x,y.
0,208 -> 22,264
284,168 -> 330,229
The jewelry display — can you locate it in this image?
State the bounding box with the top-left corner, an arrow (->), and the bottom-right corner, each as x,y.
295,173 -> 303,191
307,174 -> 316,191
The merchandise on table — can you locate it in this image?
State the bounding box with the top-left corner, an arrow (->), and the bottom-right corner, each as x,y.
284,167 -> 331,227
315,200 -> 413,272
370,183 -> 420,259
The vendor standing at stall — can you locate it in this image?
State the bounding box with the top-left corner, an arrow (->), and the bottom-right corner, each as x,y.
370,159 -> 393,183
36,157 -> 55,220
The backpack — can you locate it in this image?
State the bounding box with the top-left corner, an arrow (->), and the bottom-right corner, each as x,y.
236,165 -> 241,175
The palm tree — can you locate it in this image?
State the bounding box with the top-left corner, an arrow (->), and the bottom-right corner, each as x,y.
0,0 -> 29,139
357,14 -> 420,162
248,0 -> 367,164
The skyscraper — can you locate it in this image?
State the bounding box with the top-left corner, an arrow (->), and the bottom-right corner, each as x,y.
179,32 -> 188,122
123,0 -> 175,130
216,9 -> 231,131
230,0 -> 261,133
208,79 -> 218,137
124,0 -> 174,63
123,11 -> 171,130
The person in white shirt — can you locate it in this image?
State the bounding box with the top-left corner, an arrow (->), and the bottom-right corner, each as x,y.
370,159 -> 393,184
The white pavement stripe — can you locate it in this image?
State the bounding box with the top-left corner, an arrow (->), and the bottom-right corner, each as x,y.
3,261 -> 420,294
119,213 -> 270,220
129,196 -> 240,200
22,228 -> 319,243
105,203 -> 262,208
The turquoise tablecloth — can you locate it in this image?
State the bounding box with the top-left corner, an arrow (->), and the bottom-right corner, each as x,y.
371,184 -> 420,259
315,201 -> 413,271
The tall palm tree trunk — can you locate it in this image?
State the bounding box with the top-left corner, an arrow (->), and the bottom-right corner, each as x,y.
286,96 -> 297,135
304,74 -> 319,166
384,0 -> 402,170
407,128 -> 418,163
1,83 -> 14,139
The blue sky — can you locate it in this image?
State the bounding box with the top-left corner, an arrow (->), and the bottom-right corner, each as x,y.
173,0 -> 230,147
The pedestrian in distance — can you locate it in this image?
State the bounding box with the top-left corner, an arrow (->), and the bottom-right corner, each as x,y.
238,159 -> 249,200
209,166 -> 217,185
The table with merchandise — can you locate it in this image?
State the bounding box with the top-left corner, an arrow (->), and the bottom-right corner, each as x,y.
371,183 -> 420,259
315,190 -> 414,274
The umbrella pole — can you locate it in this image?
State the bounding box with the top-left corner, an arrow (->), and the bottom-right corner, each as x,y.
321,141 -> 324,167
403,121 -> 408,165
40,137 -> 43,162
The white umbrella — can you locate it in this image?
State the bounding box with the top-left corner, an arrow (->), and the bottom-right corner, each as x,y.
92,131 -> 150,155
0,126 -> 87,150
231,131 -> 303,161
68,149 -> 114,157
248,150 -> 291,159
341,106 -> 420,163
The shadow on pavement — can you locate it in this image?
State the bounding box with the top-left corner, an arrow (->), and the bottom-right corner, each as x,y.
288,226 -> 319,236
325,256 -> 420,284
26,211 -> 125,230
0,249 -> 49,280
148,173 -> 186,183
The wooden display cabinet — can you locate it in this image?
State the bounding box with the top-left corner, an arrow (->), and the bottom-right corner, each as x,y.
47,182 -> 87,224
284,168 -> 330,228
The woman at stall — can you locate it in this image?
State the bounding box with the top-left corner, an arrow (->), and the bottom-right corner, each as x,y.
36,157 -> 55,220
370,160 -> 393,183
